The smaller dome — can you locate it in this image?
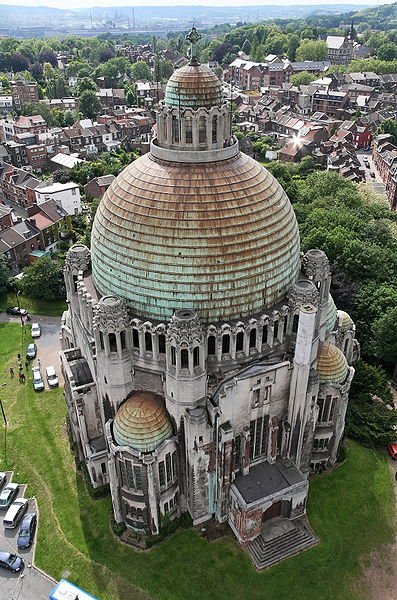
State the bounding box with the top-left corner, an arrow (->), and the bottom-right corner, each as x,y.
113,392 -> 172,452
326,294 -> 338,332
165,63 -> 223,110
317,342 -> 348,385
338,310 -> 354,334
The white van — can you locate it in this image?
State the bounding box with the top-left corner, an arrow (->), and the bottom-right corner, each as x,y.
3,498 -> 28,528
46,366 -> 59,387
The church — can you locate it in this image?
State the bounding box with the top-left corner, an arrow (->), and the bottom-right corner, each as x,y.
60,28 -> 358,568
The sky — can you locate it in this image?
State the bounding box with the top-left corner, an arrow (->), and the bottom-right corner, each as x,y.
0,0 -> 392,7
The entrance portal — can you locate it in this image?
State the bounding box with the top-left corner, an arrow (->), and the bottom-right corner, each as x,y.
262,501 -> 282,522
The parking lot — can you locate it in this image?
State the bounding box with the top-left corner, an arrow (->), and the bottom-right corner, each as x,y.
2,315 -> 63,390
0,472 -> 54,600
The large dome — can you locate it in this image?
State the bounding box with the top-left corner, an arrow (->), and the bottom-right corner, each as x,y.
113,392 -> 172,452
317,342 -> 348,385
165,63 -> 223,110
91,151 -> 301,322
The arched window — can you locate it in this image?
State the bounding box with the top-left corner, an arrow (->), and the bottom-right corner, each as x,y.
181,349 -> 189,369
249,328 -> 257,349
262,325 -> 268,345
212,115 -> 218,144
207,335 -> 216,355
109,333 -> 117,353
222,334 -> 230,354
199,116 -> 206,144
145,332 -> 152,352
292,314 -> 299,334
120,330 -> 126,350
236,331 -> 244,352
171,346 -> 176,366
273,320 -> 279,341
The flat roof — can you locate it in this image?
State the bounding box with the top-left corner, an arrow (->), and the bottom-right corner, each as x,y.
233,459 -> 305,505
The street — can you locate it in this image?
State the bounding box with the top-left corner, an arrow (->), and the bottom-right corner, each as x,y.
356,150 -> 387,196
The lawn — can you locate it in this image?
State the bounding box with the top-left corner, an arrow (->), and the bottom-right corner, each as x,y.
0,321 -> 394,600
0,291 -> 66,317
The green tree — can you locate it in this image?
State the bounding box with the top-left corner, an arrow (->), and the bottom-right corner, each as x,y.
0,254 -> 10,295
20,257 -> 65,300
130,60 -> 152,82
296,40 -> 328,61
346,360 -> 397,447
377,118 -> 397,145
78,89 -> 101,119
377,42 -> 397,61
242,39 -> 252,55
288,34 -> 300,61
290,71 -> 316,86
372,307 -> 397,367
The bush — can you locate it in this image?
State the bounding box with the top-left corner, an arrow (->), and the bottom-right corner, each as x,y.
111,514 -> 126,536
145,512 -> 192,548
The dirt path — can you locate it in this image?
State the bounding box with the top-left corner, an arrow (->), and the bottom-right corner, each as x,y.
361,460 -> 397,600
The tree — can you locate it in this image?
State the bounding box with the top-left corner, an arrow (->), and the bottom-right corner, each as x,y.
377,42 -> 397,61
157,59 -> 174,82
290,71 -> 316,86
242,39 -> 252,55
288,34 -> 300,61
9,52 -> 30,72
78,77 -> 97,95
377,118 -> 397,145
125,85 -> 136,107
346,360 -> 397,447
0,254 -> 10,295
53,169 -> 71,183
296,40 -> 328,61
20,257 -> 65,300
372,307 -> 397,367
78,89 -> 101,119
38,48 -> 57,67
130,60 -> 152,82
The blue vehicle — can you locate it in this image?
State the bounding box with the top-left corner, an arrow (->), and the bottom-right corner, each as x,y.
17,512 -> 37,549
49,579 -> 99,600
0,551 -> 24,573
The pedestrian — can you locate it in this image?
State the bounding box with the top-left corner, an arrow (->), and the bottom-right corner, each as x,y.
37,358 -> 41,368
26,313 -> 31,322
9,367 -> 14,378
17,353 -> 21,360
20,373 -> 25,384
18,372 -> 23,384
25,360 -> 29,371
18,361 -> 23,372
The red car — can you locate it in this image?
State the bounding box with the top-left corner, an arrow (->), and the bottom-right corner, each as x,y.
387,443 -> 397,459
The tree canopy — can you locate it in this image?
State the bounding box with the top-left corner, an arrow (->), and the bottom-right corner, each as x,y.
20,256 -> 65,300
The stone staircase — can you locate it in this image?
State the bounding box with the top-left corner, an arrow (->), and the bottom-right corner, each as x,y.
246,518 -> 318,570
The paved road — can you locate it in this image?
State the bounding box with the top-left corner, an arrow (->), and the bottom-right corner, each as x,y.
0,473 -> 54,600
357,150 -> 387,197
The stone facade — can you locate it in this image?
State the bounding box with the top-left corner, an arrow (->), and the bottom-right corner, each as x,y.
61,34 -> 357,550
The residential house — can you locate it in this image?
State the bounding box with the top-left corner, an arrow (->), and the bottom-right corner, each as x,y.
326,36 -> 354,65
84,174 -> 115,199
0,95 -> 13,116
11,80 -> 39,111
35,181 -> 81,215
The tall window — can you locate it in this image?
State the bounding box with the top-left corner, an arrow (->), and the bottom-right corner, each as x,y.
132,329 -> 139,349
185,117 -> 192,144
145,332 -> 152,352
273,320 -> 279,341
171,346 -> 176,366
292,314 -> 299,334
249,328 -> 257,349
317,396 -> 336,423
249,417 -> 268,460
236,331 -> 244,352
109,333 -> 117,353
199,116 -> 206,144
212,115 -> 218,144
207,335 -> 216,355
120,460 -> 143,491
181,349 -> 189,369
172,115 -> 179,143
193,346 -> 200,367
158,334 -> 166,354
222,334 -> 230,354
158,451 -> 177,488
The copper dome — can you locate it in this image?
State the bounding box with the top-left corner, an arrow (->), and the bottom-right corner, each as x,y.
113,392 -> 172,452
317,342 -> 348,385
91,151 -> 301,322
165,63 -> 223,110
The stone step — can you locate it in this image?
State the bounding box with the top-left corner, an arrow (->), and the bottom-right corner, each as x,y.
246,519 -> 318,570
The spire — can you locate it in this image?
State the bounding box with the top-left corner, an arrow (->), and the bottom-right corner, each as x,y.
186,26 -> 201,65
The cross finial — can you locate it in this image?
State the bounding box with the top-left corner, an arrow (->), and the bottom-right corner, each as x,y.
186,26 -> 201,65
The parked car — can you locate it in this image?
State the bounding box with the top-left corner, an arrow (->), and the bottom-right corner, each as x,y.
387,442 -> 397,459
46,366 -> 59,388
3,498 -> 28,528
0,473 -> 6,489
32,367 -> 44,392
6,306 -> 28,316
31,323 -> 41,338
17,513 -> 37,549
0,551 -> 24,573
26,343 -> 37,360
0,483 -> 19,509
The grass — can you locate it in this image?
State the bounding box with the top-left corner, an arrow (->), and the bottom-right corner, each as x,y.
0,321 -> 395,600
0,291 -> 67,317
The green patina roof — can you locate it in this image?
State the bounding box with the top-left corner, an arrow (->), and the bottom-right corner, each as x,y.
164,63 -> 223,110
326,293 -> 338,333
338,310 -> 354,334
91,151 -> 301,323
113,392 -> 172,453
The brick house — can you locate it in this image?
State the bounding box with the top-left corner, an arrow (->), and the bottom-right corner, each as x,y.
11,80 -> 39,111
